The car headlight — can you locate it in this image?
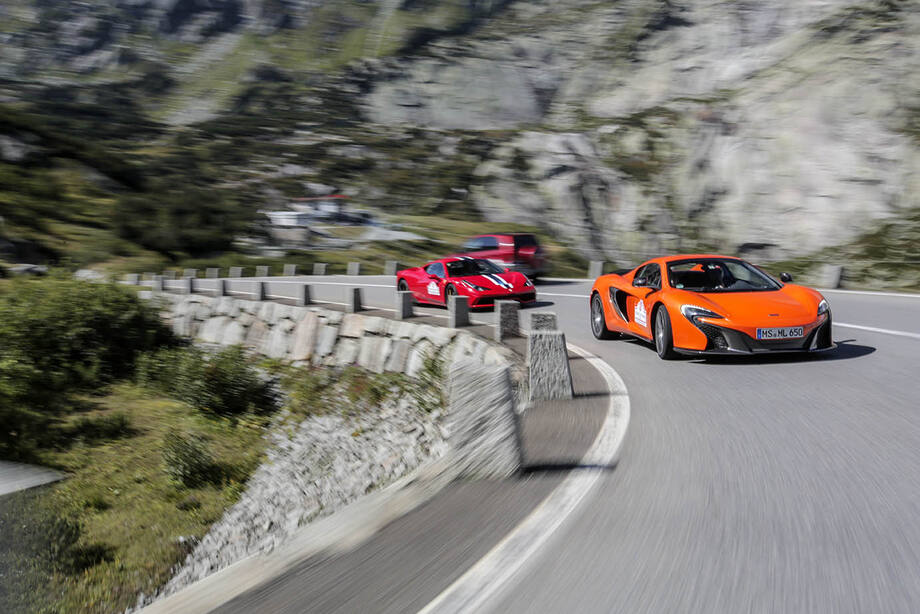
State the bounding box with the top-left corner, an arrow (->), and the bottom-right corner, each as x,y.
817,299 -> 829,315
463,281 -> 488,292
680,304 -> 724,322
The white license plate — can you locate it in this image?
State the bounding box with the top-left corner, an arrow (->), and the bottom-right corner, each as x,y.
756,326 -> 804,340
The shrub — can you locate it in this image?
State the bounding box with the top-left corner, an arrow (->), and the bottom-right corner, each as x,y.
162,432 -> 216,488
139,346 -> 274,416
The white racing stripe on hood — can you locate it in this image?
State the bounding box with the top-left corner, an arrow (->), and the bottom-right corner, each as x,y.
484,274 -> 514,290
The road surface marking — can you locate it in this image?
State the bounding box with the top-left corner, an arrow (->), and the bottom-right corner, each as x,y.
539,292 -> 590,298
820,288 -> 920,299
835,322 -> 920,340
416,344 -> 630,614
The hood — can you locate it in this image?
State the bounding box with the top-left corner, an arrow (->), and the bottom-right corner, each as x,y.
457,272 -> 520,291
681,287 -> 818,322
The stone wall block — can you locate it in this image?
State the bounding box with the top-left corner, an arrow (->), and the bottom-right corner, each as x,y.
340,313 -> 365,338
334,339 -> 360,366
257,301 -> 276,324
406,340 -> 436,378
290,312 -> 319,361
199,316 -> 230,344
245,320 -> 270,349
588,261 -> 604,278
358,337 -> 391,373
221,320 -> 246,346
528,330 -> 574,401
384,339 -> 412,372
263,325 -> 293,359
362,316 -> 386,336
447,361 -> 521,479
315,325 -> 338,357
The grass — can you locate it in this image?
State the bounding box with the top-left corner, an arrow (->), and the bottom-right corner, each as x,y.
1,384 -> 269,614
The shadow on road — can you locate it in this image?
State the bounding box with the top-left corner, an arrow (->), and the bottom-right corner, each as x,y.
690,339 -> 876,365
521,461 -> 618,474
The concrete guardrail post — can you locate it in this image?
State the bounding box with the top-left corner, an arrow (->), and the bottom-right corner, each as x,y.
152,275 -> 164,292
183,268 -> 197,278
312,263 -> 327,276
182,276 -> 194,294
283,264 -> 297,276
296,284 -> 312,306
384,260 -> 399,276
255,265 -> 270,277
163,270 -> 176,280
124,273 -> 140,285
217,279 -> 228,297
396,291 -> 413,320
448,294 -> 470,328
528,330 -> 574,401
820,264 -> 844,289
529,311 -> 557,331
347,288 -> 363,313
229,267 -> 243,278
143,272 -> 154,281
347,262 -> 361,276
206,267 -> 220,278
494,300 -> 520,342
447,360 -> 521,478
588,261 -> 604,278
253,280 -> 267,301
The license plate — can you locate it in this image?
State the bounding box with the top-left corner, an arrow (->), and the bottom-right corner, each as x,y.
756,326 -> 804,340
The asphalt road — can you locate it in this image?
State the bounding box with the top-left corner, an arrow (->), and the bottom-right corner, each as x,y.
165,275 -> 920,613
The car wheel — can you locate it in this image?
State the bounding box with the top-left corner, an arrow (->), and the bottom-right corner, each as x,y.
590,293 -> 617,340
654,305 -> 678,360
397,279 -> 409,293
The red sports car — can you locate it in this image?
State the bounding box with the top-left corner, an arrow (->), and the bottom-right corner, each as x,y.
397,257 -> 536,308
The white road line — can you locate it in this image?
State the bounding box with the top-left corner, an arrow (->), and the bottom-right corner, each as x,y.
416,345 -> 630,614
539,292 -> 590,299
835,322 -> 920,340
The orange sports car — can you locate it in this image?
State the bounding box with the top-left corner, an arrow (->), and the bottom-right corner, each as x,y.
589,254 -> 835,359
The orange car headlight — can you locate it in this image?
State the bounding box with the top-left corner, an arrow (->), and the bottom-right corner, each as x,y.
680,304 -> 724,323
817,299 -> 829,316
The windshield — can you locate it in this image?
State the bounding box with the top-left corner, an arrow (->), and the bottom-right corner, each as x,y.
667,258 -> 781,293
446,258 -> 506,277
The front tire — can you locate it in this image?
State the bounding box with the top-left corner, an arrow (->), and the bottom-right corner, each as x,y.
654,305 -> 678,360
590,293 -> 617,340
397,279 -> 409,293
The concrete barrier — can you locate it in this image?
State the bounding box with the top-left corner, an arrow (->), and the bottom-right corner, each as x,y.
255,265 -> 270,277
347,288 -> 363,313
152,275 -> 164,292
217,279 -> 228,297
296,284 -> 312,307
447,361 -> 521,478
125,273 -> 140,285
396,291 -> 413,320
820,264 -> 844,289
529,311 -> 557,331
206,268 -> 220,279
254,281 -> 267,301
164,270 -> 177,280
588,261 -> 604,278
312,263 -> 327,276
448,295 -> 470,328
283,264 -> 298,277
384,260 -> 399,276
528,330 -> 574,401
494,300 -> 520,342
347,262 -> 361,276
183,268 -> 198,278
229,267 -> 243,278
182,276 -> 194,294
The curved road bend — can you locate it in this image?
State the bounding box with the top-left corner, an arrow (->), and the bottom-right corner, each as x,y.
174,276 -> 920,613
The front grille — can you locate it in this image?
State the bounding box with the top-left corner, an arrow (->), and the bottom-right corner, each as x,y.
697,323 -> 728,350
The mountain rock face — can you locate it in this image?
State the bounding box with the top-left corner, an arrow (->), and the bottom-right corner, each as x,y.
1,0 -> 918,267
362,0 -> 920,263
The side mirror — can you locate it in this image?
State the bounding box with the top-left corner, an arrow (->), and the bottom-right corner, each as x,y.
633,276 -> 649,287
780,272 -> 793,283
504,267 -> 511,273
429,274 -> 440,280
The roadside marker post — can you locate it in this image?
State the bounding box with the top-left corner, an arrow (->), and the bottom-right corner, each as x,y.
449,295 -> 470,328
396,291 -> 414,320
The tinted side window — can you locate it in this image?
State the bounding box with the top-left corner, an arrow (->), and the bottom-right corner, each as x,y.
513,235 -> 538,248
481,236 -> 499,249
425,262 -> 446,278
645,264 -> 661,288
633,265 -> 649,285
462,238 -> 482,251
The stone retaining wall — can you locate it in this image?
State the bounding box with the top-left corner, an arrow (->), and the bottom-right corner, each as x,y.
153,292 -> 518,377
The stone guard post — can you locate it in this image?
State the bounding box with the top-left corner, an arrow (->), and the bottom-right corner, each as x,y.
529,311 -> 557,331
296,284 -> 312,306
255,265 -> 270,277
182,276 -> 194,294
588,261 -> 604,278
528,330 -> 574,401
163,270 -> 176,280
312,263 -> 327,276
124,273 -> 140,285
396,291 -> 413,320
152,275 -> 164,292
183,268 -> 197,278
254,280 -> 267,301
347,288 -> 363,313
494,300 -> 520,342
283,264 -> 298,276
448,295 -> 470,328
206,268 -> 220,279
347,262 -> 361,276
384,260 -> 399,276
820,264 -> 844,289
447,360 -> 522,478
229,267 -> 243,278
217,279 -> 228,297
